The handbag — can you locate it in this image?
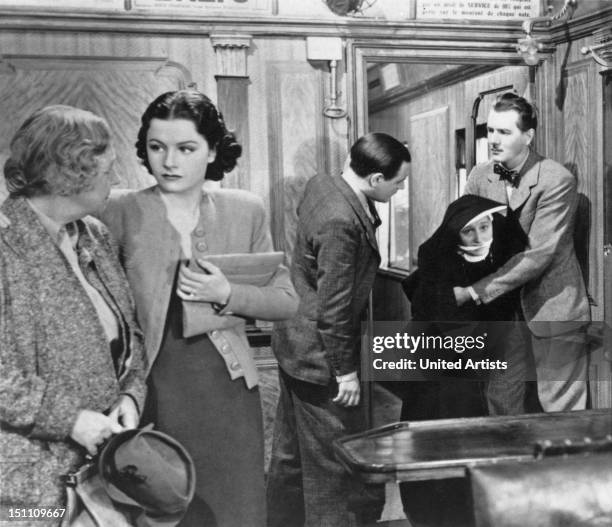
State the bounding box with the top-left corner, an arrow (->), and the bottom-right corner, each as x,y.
61,461 -> 133,527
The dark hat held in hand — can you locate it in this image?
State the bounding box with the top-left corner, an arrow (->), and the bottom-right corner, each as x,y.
99,424 -> 196,526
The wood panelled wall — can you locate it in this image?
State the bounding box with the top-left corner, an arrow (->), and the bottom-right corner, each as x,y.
0,31 -> 346,259
408,105 -> 450,263
536,35 -> 604,321
266,60 -> 325,258
536,32 -> 611,407
0,31 -> 221,200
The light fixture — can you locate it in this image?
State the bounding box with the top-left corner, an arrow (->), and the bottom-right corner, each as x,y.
516,0 -> 578,66
306,37 -> 347,119
324,0 -> 363,16
323,0 -> 378,17
516,33 -> 544,66
322,59 -> 347,118
581,28 -> 612,70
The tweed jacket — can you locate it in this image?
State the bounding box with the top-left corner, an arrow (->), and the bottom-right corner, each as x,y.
464,150 -> 590,336
101,186 -> 298,388
0,197 -> 146,509
273,174 -> 381,385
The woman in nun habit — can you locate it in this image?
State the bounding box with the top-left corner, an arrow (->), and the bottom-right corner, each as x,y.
400,194 -> 529,421
409,194 -> 521,324
398,194 -> 529,527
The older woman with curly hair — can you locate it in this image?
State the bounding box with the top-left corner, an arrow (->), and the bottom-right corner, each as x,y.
99,90 -> 298,527
0,105 -> 146,513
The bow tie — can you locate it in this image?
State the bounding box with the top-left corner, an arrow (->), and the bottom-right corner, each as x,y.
366,199 -> 382,229
493,163 -> 521,187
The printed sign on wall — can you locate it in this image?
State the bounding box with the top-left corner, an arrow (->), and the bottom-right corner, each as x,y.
132,0 -> 273,14
0,0 -> 124,8
416,0 -> 539,20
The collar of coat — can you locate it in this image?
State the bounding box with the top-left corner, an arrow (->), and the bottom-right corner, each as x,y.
331,175 -> 379,254
0,196 -> 104,264
485,150 -> 543,210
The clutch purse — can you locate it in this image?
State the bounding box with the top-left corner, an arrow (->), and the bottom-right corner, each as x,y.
182,251 -> 284,338
188,251 -> 284,286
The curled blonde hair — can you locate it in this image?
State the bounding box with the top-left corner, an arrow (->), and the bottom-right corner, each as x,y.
4,105 -> 111,197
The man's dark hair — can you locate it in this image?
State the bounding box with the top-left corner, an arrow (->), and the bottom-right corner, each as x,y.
349,132 -> 411,180
493,92 -> 538,132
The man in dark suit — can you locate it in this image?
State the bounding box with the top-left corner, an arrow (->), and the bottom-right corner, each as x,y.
267,133 -> 411,527
456,93 -> 590,412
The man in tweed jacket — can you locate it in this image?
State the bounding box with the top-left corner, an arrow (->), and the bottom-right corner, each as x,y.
267,133 -> 411,527
456,93 -> 590,412
0,106 -> 146,515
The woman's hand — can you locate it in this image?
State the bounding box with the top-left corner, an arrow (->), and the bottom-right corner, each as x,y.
109,395 -> 139,430
70,409 -> 123,456
177,259 -> 231,305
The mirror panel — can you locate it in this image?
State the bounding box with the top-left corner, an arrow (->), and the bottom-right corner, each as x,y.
364,58 -> 529,271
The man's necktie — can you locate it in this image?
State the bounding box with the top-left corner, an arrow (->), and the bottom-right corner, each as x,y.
493,163 -> 520,188
367,199 -> 382,229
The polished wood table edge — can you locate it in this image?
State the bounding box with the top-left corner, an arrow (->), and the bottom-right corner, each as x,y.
333,409 -> 612,483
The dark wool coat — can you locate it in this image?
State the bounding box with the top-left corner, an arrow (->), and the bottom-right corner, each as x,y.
409,213 -> 524,323
0,197 -> 146,515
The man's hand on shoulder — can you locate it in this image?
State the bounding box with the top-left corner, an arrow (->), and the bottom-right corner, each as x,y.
333,371 -> 360,407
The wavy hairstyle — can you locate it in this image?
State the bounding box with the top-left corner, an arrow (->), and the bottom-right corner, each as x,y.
4,105 -> 111,198
136,90 -> 242,181
493,92 -> 538,132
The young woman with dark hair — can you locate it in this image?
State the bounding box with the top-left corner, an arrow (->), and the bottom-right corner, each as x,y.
101,90 -> 298,527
